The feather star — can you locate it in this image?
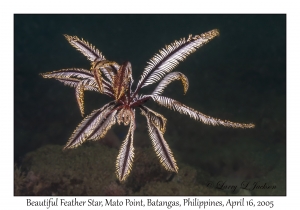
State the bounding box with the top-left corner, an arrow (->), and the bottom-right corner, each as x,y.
40,29 -> 255,182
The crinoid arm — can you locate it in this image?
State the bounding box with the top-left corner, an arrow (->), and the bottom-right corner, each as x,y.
112,61 -> 133,101
64,34 -> 106,62
40,68 -> 95,81
91,60 -> 120,83
64,35 -> 122,93
75,80 -> 85,116
90,60 -> 121,94
140,105 -> 178,173
64,102 -> 116,149
40,68 -> 114,115
116,110 -> 135,182
88,109 -> 118,141
134,29 -> 219,93
152,72 -> 189,96
72,77 -> 114,116
149,95 -> 255,128
139,105 -> 167,133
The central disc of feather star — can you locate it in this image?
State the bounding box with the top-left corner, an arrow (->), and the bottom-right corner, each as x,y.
40,29 -> 255,182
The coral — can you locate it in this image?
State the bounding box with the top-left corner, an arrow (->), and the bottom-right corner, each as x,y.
19,141 -> 252,196
21,143 -> 118,195
103,182 -> 127,196
125,147 -> 172,192
21,143 -> 165,195
14,164 -> 26,195
135,181 -> 226,196
134,165 -> 226,196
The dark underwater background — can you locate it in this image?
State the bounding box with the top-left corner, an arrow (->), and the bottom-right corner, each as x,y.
14,14 -> 286,195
